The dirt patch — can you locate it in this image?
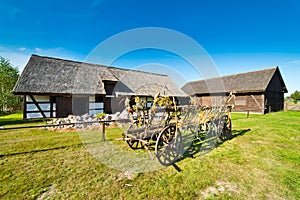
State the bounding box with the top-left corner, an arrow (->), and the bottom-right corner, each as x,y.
117,171 -> 134,180
37,184 -> 58,200
200,181 -> 239,198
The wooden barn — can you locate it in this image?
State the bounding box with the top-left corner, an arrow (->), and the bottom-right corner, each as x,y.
13,55 -> 186,119
182,67 -> 288,114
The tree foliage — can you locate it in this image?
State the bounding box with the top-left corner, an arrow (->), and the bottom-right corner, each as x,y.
290,90 -> 300,104
0,57 -> 22,112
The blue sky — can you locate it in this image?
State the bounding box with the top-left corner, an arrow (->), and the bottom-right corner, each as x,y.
0,0 -> 299,95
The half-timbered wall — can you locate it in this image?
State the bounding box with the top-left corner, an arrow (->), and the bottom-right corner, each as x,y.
24,95 -> 55,119
24,94 -> 105,119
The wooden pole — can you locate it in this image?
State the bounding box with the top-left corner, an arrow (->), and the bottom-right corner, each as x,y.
50,96 -> 53,118
23,95 -> 27,119
101,122 -> 105,141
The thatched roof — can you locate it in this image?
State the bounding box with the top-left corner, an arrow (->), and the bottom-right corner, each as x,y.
182,67 -> 288,95
13,55 -> 186,96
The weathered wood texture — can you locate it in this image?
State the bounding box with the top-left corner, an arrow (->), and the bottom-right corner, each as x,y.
285,103 -> 300,111
196,93 -> 265,113
184,67 -> 288,114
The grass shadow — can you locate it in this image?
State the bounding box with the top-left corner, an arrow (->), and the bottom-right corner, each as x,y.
0,118 -> 45,127
177,128 -> 251,162
230,129 -> 251,139
0,140 -> 106,158
0,143 -> 84,158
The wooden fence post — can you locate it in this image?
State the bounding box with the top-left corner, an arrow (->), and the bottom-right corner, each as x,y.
101,122 -> 105,141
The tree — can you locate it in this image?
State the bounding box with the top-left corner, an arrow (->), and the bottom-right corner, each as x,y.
290,90 -> 300,104
0,57 -> 22,112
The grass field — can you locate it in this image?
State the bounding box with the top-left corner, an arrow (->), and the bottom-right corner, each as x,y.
0,111 -> 299,199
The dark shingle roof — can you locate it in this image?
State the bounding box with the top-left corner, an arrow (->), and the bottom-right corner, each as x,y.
182,67 -> 288,95
13,54 -> 186,96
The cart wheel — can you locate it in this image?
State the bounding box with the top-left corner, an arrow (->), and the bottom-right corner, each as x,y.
155,125 -> 182,166
219,116 -> 232,141
126,124 -> 146,149
126,135 -> 145,149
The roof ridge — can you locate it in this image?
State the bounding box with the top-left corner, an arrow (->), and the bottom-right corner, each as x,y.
31,54 -> 167,77
31,54 -> 109,68
187,66 -> 278,84
106,65 -> 168,77
220,66 -> 278,79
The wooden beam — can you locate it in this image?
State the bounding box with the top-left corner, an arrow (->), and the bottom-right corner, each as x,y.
250,95 -> 262,110
29,95 -> 47,118
262,93 -> 265,114
50,96 -> 54,118
23,95 -> 27,119
50,101 -> 53,118
101,122 -> 105,141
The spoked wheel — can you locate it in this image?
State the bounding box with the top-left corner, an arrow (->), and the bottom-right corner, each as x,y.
125,124 -> 146,149
155,125 -> 182,166
219,115 -> 232,141
125,135 -> 145,149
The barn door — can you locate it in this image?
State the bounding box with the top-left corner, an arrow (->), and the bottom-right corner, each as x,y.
72,96 -> 89,116
56,96 -> 72,118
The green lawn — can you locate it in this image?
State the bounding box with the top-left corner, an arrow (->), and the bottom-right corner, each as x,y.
0,111 -> 299,199
0,113 -> 45,127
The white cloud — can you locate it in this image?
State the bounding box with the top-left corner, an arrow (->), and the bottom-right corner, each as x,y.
286,59 -> 300,65
34,48 -> 42,52
18,47 -> 27,51
0,46 -> 84,72
0,46 -> 30,71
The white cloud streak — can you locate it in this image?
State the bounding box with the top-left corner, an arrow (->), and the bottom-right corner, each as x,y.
0,46 -> 84,72
286,60 -> 300,65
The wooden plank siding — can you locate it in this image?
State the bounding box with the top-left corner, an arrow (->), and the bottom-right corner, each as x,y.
198,95 -> 226,106
196,92 -> 265,114
182,67 -> 288,114
264,70 -> 286,112
265,91 -> 284,112
56,96 -> 72,118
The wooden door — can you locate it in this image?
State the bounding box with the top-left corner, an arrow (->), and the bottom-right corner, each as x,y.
72,96 -> 89,116
56,96 -> 72,118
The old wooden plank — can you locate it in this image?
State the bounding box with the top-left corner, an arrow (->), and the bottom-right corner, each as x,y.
250,95 -> 262,110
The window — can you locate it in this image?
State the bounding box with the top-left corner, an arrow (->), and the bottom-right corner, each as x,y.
89,95 -> 104,115
104,81 -> 116,95
25,95 -> 56,118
